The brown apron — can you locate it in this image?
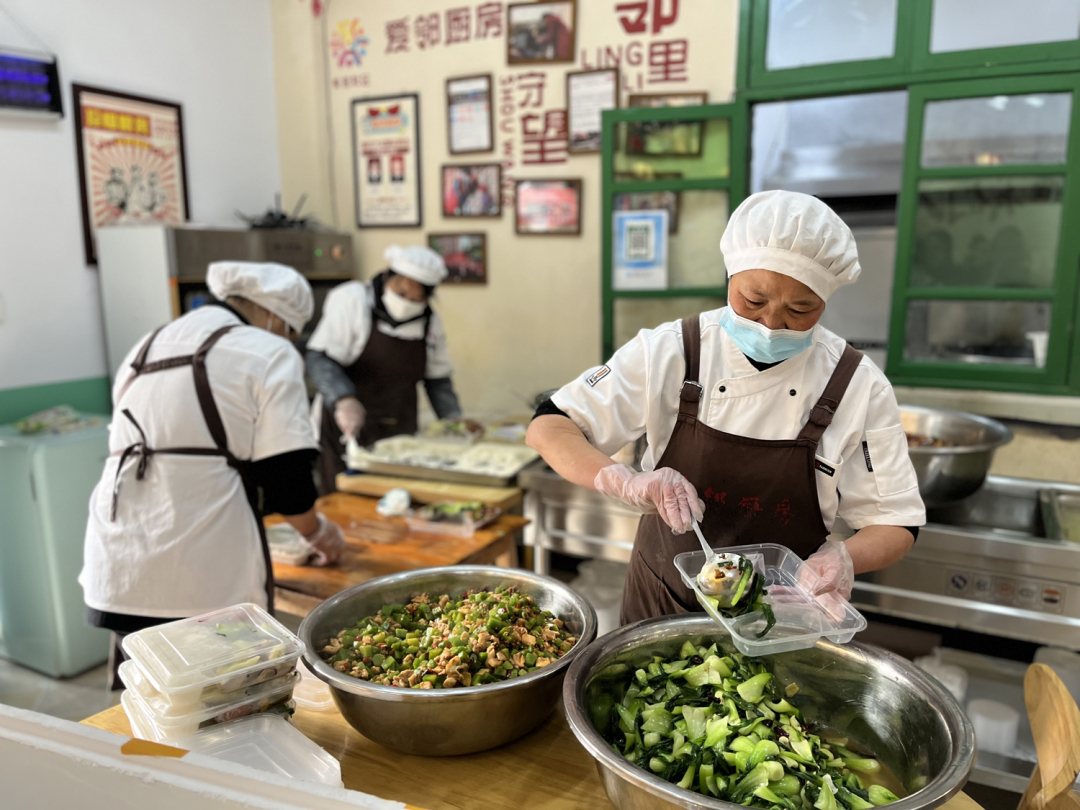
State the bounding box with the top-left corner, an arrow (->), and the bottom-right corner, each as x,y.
620,315 -> 864,626
317,310 -> 430,495
110,322 -> 275,613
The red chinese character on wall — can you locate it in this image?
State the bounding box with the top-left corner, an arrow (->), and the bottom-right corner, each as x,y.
516,72 -> 546,108
521,110 -> 568,164
648,38 -> 688,82
476,2 -> 504,38
774,498 -> 792,526
738,496 -> 763,518
386,18 -> 409,53
446,7 -> 471,44
415,13 -> 440,49
616,0 -> 680,35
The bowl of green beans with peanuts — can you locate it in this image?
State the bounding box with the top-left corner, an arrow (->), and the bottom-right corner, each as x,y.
299,565 -> 597,756
563,615 -> 974,810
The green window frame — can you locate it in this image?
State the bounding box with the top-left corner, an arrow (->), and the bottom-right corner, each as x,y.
600,102 -> 748,360
885,73 -> 1080,393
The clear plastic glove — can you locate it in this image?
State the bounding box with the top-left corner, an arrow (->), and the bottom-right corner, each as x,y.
594,464 -> 704,534
334,397 -> 365,440
803,539 -> 855,600
304,514 -> 346,567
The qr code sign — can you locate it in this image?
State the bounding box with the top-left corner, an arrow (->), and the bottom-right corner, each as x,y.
625,222 -> 654,261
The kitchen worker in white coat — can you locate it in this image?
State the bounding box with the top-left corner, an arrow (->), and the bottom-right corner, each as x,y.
81,262 -> 347,686
306,244 -> 469,494
527,190 -> 925,625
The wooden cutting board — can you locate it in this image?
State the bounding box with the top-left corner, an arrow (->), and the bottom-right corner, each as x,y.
334,472 -> 523,512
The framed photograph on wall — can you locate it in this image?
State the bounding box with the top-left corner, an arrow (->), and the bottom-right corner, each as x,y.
613,190 -> 680,234
566,68 -> 619,153
507,1 -> 576,65
447,74 -> 493,155
626,92 -> 708,157
515,178 -> 582,235
72,84 -> 190,265
352,93 -> 422,228
442,164 -> 502,217
428,232 -> 487,284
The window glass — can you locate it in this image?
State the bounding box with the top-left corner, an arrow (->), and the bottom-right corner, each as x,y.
911,176 -> 1064,288
751,92 -> 908,195
613,118 -> 730,182
930,0 -> 1080,54
922,93 -> 1072,168
613,297 -> 725,350
765,0 -> 898,70
904,299 -> 1051,367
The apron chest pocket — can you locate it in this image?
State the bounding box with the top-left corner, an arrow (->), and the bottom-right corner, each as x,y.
865,423 -> 919,497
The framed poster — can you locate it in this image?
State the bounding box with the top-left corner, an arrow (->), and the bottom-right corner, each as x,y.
428,232 -> 487,284
515,178 -> 582,235
626,92 -> 708,157
442,164 -> 502,217
72,84 -> 189,265
507,1 -> 576,65
352,93 -> 422,228
446,74 -> 493,155
614,190 -> 680,234
566,68 -> 619,153
613,209 -> 668,291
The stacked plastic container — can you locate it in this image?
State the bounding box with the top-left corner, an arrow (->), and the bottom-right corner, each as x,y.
119,603 -> 303,745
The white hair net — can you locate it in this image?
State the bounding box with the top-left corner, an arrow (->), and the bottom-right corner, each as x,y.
206,261 -> 314,334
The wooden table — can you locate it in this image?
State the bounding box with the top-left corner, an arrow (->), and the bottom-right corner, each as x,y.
334,472 -> 524,512
81,703 -> 983,810
268,493 -> 529,617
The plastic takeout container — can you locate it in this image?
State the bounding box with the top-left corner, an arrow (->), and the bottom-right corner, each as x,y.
266,523 -> 312,566
184,714 -> 343,787
292,661 -> 335,712
405,504 -> 501,538
122,603 -> 302,698
119,658 -> 299,721
122,677 -> 298,745
675,543 -> 867,656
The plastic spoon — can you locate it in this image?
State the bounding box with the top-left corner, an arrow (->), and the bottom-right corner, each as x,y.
692,520 -> 714,562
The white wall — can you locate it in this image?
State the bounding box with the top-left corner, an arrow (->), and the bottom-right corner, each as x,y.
0,0 -> 282,390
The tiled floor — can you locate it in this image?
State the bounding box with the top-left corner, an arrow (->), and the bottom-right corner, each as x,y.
0,656 -> 119,722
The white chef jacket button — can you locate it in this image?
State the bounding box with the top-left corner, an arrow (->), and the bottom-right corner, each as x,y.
719,385 -> 726,393
789,389 -> 796,396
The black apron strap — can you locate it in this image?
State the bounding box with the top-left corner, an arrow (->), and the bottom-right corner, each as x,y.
191,326 -> 240,466
130,325 -> 167,374
797,344 -> 864,445
678,315 -> 703,418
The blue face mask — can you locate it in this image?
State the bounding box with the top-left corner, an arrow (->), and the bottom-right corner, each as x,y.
720,308 -> 814,364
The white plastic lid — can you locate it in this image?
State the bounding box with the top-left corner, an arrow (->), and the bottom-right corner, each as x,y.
120,658 -> 299,723
184,714 -> 343,787
122,603 -> 302,694
293,661 -> 335,712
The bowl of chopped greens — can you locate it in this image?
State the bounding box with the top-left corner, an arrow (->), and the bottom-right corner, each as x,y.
564,615 -> 974,810
299,565 -> 597,755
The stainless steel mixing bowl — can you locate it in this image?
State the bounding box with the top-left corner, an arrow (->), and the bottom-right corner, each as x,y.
901,405 -> 1012,507
299,565 -> 597,756
564,615 -> 974,810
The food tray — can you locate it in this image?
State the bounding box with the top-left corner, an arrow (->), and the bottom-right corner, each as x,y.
122,603 -> 302,697
404,504 -> 501,538
266,523 -> 313,565
346,436 -> 540,487
122,673 -> 298,745
119,659 -> 299,721
674,543 -> 866,656
184,714 -> 343,787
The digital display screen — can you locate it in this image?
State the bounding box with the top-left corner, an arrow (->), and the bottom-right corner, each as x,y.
0,52 -> 62,116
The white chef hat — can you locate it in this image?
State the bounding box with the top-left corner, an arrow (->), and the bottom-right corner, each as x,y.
207,261 -> 314,334
720,190 -> 861,302
384,245 -> 448,286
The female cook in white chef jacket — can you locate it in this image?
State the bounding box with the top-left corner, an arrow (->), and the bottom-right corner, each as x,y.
527,191 -> 926,625
306,244 -> 468,494
81,262 -> 347,685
